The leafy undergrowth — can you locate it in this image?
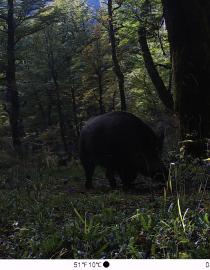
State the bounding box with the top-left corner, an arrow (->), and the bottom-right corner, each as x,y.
0,162 -> 210,259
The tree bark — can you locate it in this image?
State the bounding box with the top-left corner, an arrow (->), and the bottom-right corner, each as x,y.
33,89 -> 46,128
6,0 -> 21,148
138,26 -> 174,111
70,86 -> 80,139
46,87 -> 53,127
97,70 -> 105,114
162,0 -> 210,139
107,0 -> 126,111
94,36 -> 106,114
45,31 -> 68,153
51,60 -> 68,153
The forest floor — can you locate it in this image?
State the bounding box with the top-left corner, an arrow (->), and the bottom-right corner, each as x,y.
1,161 -> 210,259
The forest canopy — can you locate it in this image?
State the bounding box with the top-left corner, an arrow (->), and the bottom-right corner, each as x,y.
0,0 -> 173,152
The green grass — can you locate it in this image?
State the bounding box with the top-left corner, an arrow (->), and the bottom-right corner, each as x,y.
0,161 -> 210,259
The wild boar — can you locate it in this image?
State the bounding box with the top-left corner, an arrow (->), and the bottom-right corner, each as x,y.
79,111 -> 167,190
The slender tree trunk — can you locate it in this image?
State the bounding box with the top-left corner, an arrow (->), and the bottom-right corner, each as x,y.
45,31 -> 68,153
107,0 -> 126,111
138,26 -> 174,111
51,64 -> 68,153
94,37 -> 105,114
112,89 -> 117,111
97,71 -> 105,114
6,0 -> 21,148
33,89 -> 46,128
70,86 -> 80,139
46,87 -> 53,127
162,0 -> 210,139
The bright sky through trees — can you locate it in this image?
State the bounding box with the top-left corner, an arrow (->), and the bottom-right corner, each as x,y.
87,0 -> 100,8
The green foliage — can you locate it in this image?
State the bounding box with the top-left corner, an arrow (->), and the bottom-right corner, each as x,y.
1,162 -> 210,259
169,158 -> 210,196
1,0 -> 171,144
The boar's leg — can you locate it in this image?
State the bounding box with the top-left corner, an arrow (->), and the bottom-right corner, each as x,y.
119,168 -> 137,191
81,160 -> 95,189
106,169 -> 117,189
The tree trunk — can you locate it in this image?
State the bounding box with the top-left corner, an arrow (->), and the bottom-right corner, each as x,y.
45,31 -> 68,153
46,87 -> 53,127
107,0 -> 126,111
51,64 -> 68,153
33,89 -> 46,129
70,86 -> 80,139
97,71 -> 105,114
162,0 -> 210,139
6,0 -> 21,148
138,26 -> 174,111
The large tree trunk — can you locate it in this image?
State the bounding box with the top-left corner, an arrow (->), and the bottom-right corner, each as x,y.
107,0 -> 126,111
138,26 -> 174,111
162,0 -> 210,139
6,0 -> 21,148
